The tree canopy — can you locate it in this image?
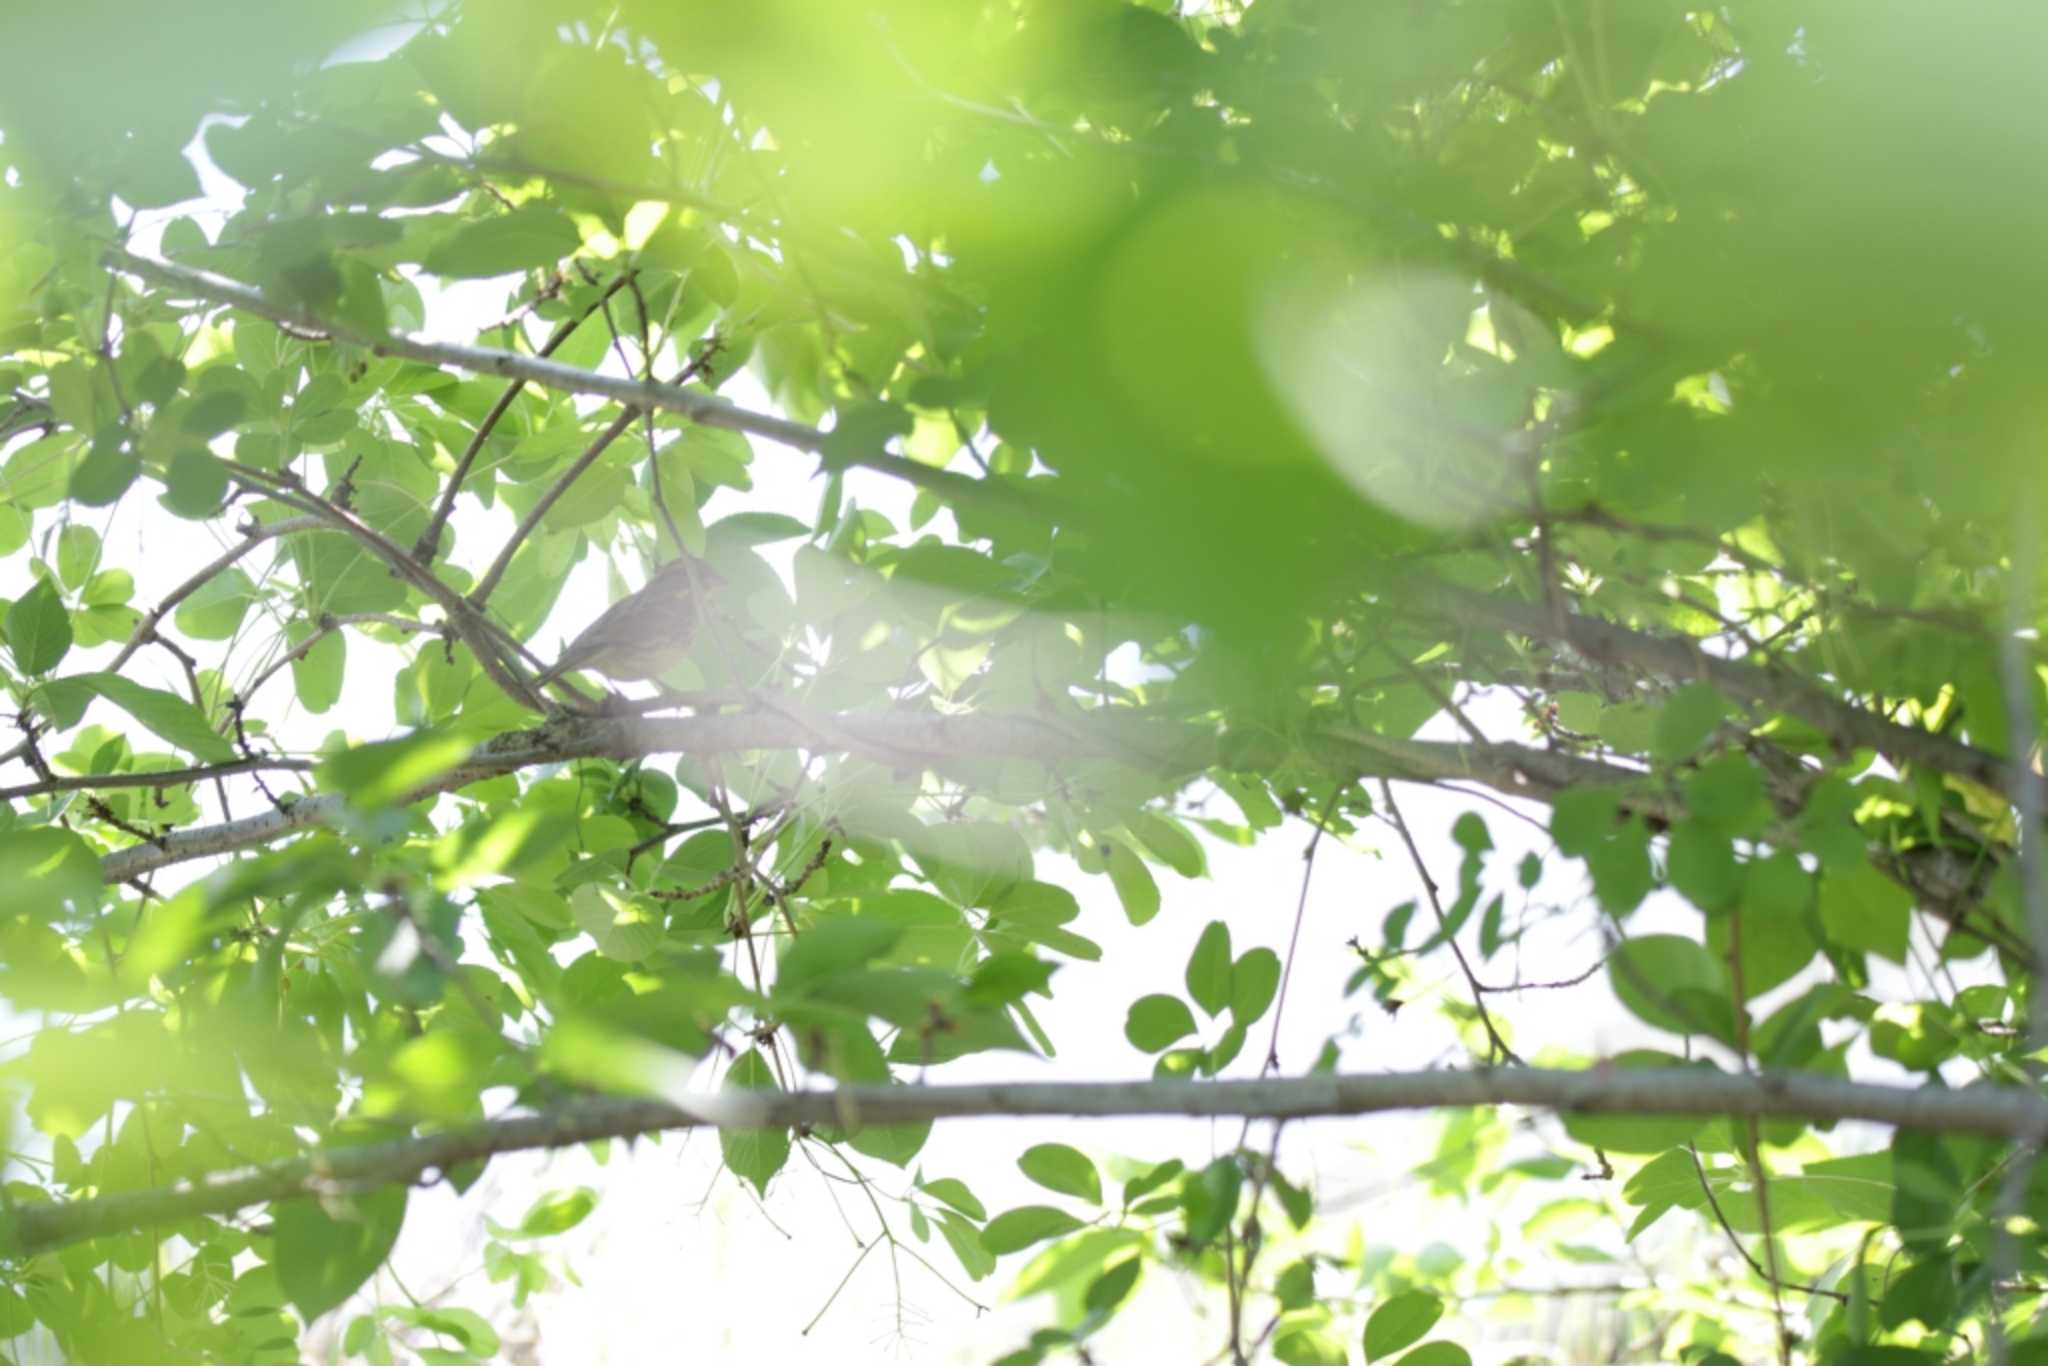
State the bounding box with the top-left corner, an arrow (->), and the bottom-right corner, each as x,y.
2,2 -> 2047,1362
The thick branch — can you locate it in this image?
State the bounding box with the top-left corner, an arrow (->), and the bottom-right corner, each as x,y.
13,1066 -> 2048,1258
1417,582 -> 2014,793
101,708 -> 1667,882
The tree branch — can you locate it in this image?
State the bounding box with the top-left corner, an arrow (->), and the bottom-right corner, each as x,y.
469,406 -> 638,607
413,272 -> 635,563
109,249 -> 820,451
0,515 -> 330,775
240,612 -> 446,705
13,1065 -> 2048,1259
0,756 -> 316,803
1412,581 -> 2016,794
222,466 -> 549,713
99,702 -> 1688,882
106,249 -> 1004,512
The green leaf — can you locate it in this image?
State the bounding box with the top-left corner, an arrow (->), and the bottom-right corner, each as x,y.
1185,920 -> 1232,1016
775,915 -> 904,996
1083,1256 -> 1141,1315
909,821 -> 1032,910
384,1305 -> 499,1357
1891,1129 -> 1961,1257
173,566 -> 256,640
6,577 -> 70,675
569,885 -> 663,963
1179,1157 -> 1242,1244
0,827 -> 102,921
274,1185 -> 408,1323
63,673 -> 233,762
819,400 -> 913,471
981,1205 -> 1084,1255
1819,863 -> 1912,964
509,1187 -> 597,1238
1653,684 -> 1727,761
708,511 -> 812,545
2,433 -> 79,508
1275,1259 -> 1316,1310
160,446 -> 230,519
1665,821 -> 1741,913
1122,1158 -> 1183,1205
1126,809 -> 1206,877
1879,1252 -> 1957,1332
421,204 -> 582,279
1018,1144 -> 1102,1204
719,1050 -> 790,1196
319,729 -> 471,809
1450,811 -> 1490,852
1682,753 -> 1769,836
1229,948 -> 1282,1024
1125,994 -> 1197,1053
1206,1020 -> 1247,1075
1365,1291 -> 1445,1361
1393,1345 -> 1471,1366
1587,820 -> 1655,916
964,951 -> 1058,1007
937,1209 -> 996,1281
0,506 -> 28,557
919,1177 -> 987,1222
1106,842 -> 1161,925
55,525 -> 98,589
1276,1328 -> 1348,1366
289,621 -> 346,714
1607,935 -> 1732,1042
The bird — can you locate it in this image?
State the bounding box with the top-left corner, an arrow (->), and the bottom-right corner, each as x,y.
530,557 -> 724,689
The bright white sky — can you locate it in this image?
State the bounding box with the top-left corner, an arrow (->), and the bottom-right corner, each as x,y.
0,71 -> 1970,1366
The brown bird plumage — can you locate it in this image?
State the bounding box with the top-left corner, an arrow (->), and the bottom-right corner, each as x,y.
531,558 -> 723,688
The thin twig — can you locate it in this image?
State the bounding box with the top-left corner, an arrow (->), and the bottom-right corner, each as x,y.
414,272 -> 636,562
1262,781 -> 1347,1073
0,756 -> 317,803
1988,496 -> 2048,1366
1726,909 -> 1793,1364
222,466 -> 548,712
240,612 -> 446,703
1685,1143 -> 1845,1306
1377,779 -> 1519,1065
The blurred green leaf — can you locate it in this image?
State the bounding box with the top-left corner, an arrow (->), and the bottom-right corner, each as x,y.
65,672 -> 233,762
1018,1144 -> 1101,1205
1125,994 -> 1196,1053
274,1185 -> 408,1323
6,577 -> 70,675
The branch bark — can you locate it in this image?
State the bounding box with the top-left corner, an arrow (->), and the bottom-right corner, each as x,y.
107,249 -> 1009,512
13,1065 -> 2047,1259
1414,581 -> 2015,793
0,756 -> 316,803
109,249 -> 821,449
98,708 -> 1666,882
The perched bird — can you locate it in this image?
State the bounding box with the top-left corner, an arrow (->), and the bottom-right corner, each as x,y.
530,558 -> 724,689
